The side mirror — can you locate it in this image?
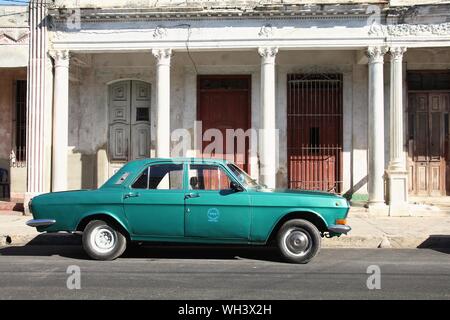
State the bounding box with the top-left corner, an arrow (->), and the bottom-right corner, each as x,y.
230,181 -> 244,192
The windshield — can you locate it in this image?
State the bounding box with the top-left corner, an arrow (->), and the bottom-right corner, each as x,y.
227,164 -> 261,188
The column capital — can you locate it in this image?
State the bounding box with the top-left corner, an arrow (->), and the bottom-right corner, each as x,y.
366,46 -> 388,64
389,46 -> 407,62
152,48 -> 172,66
49,49 -> 70,68
258,47 -> 278,63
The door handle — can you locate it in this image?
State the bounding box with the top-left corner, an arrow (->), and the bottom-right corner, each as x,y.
185,192 -> 200,199
124,192 -> 140,199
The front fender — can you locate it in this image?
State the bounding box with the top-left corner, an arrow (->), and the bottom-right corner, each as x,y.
76,211 -> 131,235
251,208 -> 329,243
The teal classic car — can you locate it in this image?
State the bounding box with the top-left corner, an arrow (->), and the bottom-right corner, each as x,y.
27,158 -> 350,263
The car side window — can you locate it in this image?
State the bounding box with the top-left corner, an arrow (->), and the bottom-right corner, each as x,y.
189,164 -> 232,191
132,169 -> 148,189
132,164 -> 183,190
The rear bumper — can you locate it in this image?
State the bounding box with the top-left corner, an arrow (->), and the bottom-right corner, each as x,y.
328,224 -> 351,234
26,219 -> 56,228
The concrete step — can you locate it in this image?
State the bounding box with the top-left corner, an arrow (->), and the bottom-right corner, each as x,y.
0,201 -> 24,213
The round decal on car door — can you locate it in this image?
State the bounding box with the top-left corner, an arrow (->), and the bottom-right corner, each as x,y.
207,208 -> 220,223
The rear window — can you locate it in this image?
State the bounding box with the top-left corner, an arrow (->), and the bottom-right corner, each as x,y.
115,172 -> 130,185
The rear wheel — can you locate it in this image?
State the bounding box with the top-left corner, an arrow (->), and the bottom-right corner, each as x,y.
82,220 -> 127,260
277,219 -> 321,264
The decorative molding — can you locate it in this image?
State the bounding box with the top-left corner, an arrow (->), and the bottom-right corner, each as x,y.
366,46 -> 388,64
369,22 -> 450,37
49,49 -> 70,67
153,26 -> 168,39
152,48 -> 172,65
258,24 -> 273,38
389,46 -> 407,62
258,46 -> 278,63
48,4 -> 373,24
0,29 -> 29,44
368,22 -> 385,37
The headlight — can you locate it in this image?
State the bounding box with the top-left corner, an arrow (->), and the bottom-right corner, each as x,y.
28,198 -> 33,213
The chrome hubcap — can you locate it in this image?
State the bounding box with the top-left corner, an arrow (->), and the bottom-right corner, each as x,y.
91,227 -> 116,253
284,228 -> 311,256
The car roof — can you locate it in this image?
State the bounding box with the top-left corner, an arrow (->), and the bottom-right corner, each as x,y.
126,157 -> 230,166
101,157 -> 232,188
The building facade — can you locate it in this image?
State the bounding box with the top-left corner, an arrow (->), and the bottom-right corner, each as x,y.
3,0 -> 450,214
0,5 -> 28,202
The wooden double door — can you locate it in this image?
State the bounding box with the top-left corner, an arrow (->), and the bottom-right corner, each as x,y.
408,92 -> 450,196
108,80 -> 151,162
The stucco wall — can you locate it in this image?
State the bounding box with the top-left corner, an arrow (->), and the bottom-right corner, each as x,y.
67,49 -> 373,197
58,48 -> 450,194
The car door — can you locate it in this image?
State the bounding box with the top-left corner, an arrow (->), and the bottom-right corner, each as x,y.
123,162 -> 185,237
184,163 -> 251,240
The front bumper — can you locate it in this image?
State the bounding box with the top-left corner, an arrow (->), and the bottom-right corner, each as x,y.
26,219 -> 56,228
328,224 -> 351,235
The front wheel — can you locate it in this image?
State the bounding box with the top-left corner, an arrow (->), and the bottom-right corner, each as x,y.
277,219 -> 321,264
82,220 -> 127,260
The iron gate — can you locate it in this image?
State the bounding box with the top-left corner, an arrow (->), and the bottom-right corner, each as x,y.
287,73 -> 343,193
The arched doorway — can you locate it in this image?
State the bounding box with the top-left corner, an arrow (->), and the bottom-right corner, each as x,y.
108,80 -> 151,162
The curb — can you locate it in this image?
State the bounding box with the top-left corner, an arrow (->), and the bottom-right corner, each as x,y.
323,234 -> 450,249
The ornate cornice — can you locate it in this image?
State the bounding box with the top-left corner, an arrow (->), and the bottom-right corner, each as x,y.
369,22 -> 450,37
366,46 -> 388,64
48,4 -> 377,24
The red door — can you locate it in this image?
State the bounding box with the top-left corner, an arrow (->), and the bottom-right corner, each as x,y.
197,75 -> 251,172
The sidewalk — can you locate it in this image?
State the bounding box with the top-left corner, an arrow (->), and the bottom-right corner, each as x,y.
0,214 -> 40,245
1,208 -> 449,248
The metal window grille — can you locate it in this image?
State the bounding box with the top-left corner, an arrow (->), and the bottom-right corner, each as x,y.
14,80 -> 27,165
287,73 -> 343,193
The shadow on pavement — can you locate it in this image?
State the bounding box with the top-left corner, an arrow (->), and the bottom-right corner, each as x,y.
0,233 -> 285,263
417,235 -> 450,254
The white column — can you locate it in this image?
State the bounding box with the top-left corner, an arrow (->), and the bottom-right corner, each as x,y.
152,48 -> 172,158
367,46 -> 387,207
51,50 -> 69,191
258,47 -> 278,189
388,47 -> 407,171
387,47 -> 409,215
25,0 -> 48,208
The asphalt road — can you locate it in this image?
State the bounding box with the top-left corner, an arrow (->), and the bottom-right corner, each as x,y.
0,242 -> 449,299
